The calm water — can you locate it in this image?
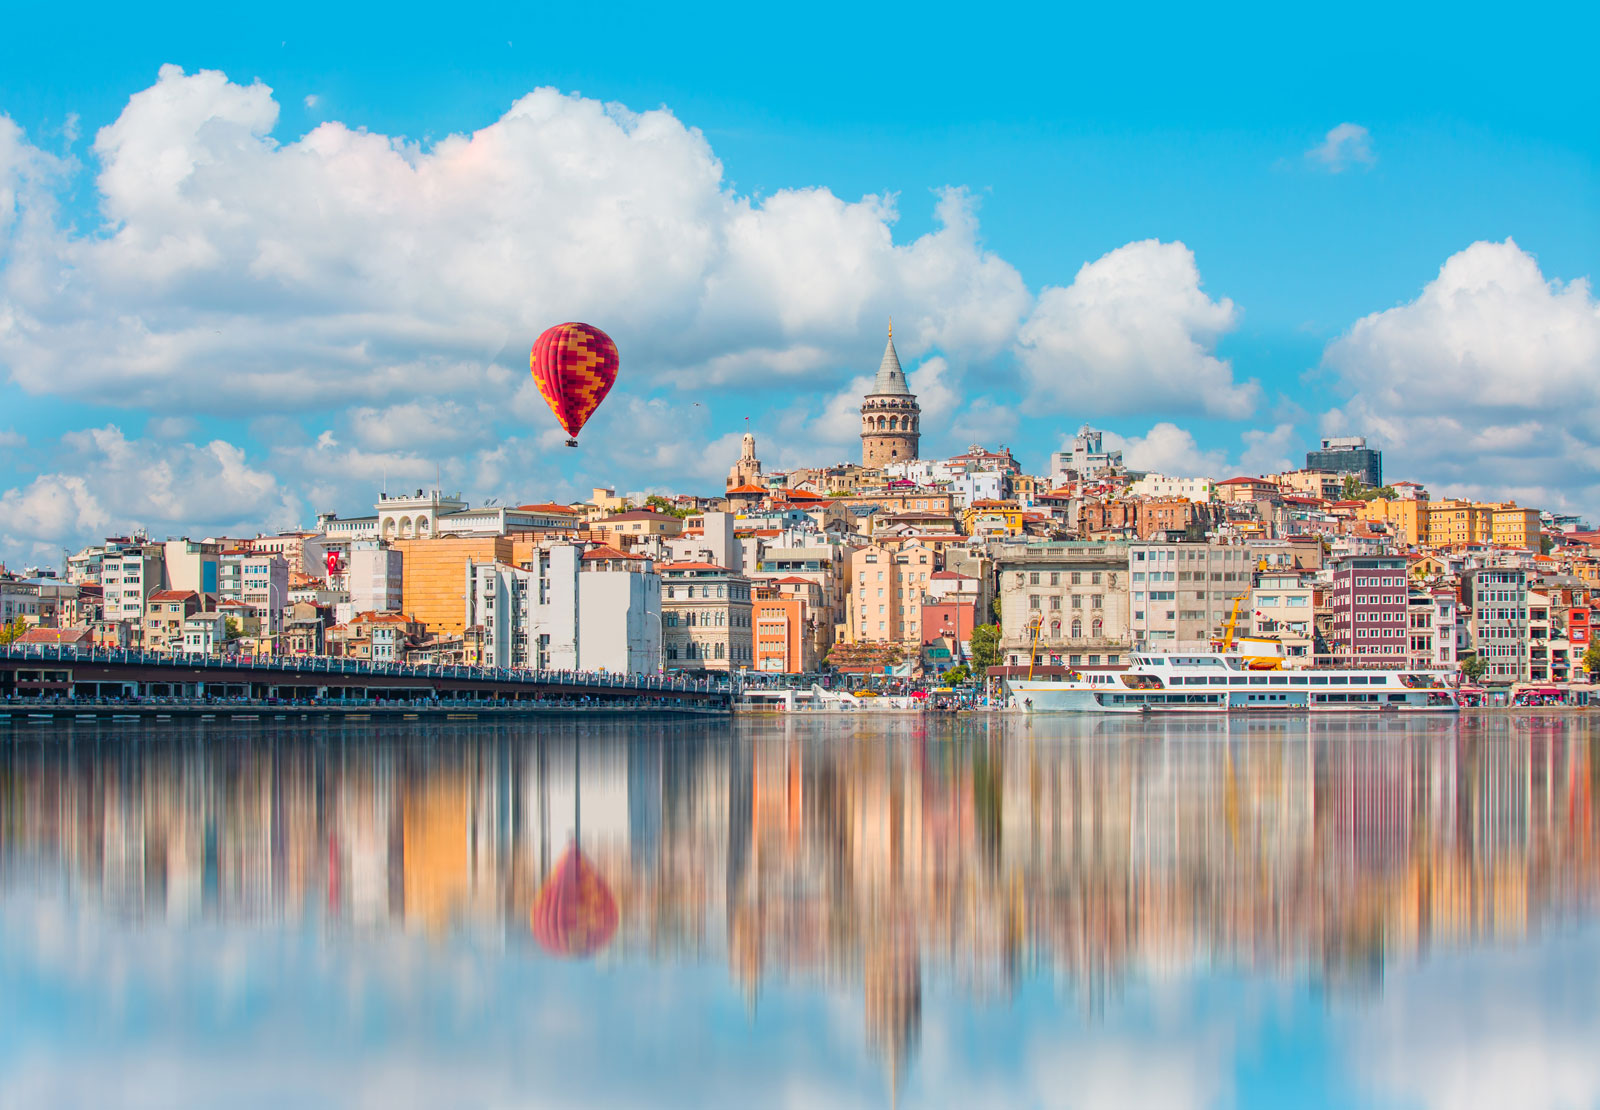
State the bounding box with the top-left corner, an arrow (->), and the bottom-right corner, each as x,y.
3,713 -> 1599,1109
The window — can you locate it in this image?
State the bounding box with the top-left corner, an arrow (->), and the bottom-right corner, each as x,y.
1071,619 -> 1082,638
1092,618 -> 1102,638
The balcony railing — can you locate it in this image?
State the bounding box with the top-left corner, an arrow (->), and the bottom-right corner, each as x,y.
0,644 -> 725,694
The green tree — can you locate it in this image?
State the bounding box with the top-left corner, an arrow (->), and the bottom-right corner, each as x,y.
0,616 -> 26,645
1583,639 -> 1600,677
943,663 -> 972,686
1460,653 -> 1489,683
1341,473 -> 1362,501
224,617 -> 243,641
970,624 -> 1002,674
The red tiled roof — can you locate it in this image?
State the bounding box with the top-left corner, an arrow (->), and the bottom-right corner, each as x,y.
148,590 -> 198,602
1218,476 -> 1276,486
514,503 -> 582,514
661,561 -> 730,572
581,545 -> 643,561
16,627 -> 91,644
772,575 -> 815,585
725,484 -> 768,495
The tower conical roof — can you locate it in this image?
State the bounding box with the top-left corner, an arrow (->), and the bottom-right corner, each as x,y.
870,326 -> 910,396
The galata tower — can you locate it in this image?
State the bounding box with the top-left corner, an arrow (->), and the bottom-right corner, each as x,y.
860,324 -> 920,467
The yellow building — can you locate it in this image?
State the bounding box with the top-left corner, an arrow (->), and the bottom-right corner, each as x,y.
1416,499 -> 1540,550
1422,500 -> 1494,548
1362,498 -> 1429,546
1490,504 -> 1541,550
394,536 -> 515,637
961,500 -> 1026,539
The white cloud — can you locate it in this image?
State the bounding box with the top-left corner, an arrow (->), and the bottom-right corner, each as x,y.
0,426 -> 298,560
303,94 -> 319,110
1016,240 -> 1258,419
0,66 -> 1029,415
1321,238 -> 1600,512
1306,123 -> 1375,172
1103,420 -> 1298,478
0,427 -> 25,448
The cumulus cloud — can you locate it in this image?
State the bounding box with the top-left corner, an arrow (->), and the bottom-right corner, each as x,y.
1321,238 -> 1600,512
1016,240 -> 1258,419
1307,123 -> 1375,172
1103,420 -> 1297,478
0,426 -> 298,559
0,66 -> 1028,415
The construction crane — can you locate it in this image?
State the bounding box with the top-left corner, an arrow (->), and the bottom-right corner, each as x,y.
1027,616 -> 1044,680
1217,594 -> 1249,651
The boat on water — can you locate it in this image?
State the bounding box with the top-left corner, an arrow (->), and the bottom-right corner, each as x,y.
1005,637 -> 1458,715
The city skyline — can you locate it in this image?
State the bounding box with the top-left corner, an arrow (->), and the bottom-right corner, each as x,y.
1,4 -> 1597,564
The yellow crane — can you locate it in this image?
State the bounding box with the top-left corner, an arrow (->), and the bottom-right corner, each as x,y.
1217,594 -> 1249,651
1027,616 -> 1044,680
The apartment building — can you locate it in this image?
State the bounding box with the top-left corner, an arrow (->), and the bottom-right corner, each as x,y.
661,562 -> 754,673
753,579 -> 822,674
1461,568 -> 1529,684
465,545 -> 661,673
1251,572 -> 1315,661
143,590 -> 201,653
1128,542 -> 1258,653
995,541 -> 1131,668
219,551 -> 289,636
1406,589 -> 1459,672
1327,556 -> 1409,664
846,542 -> 936,646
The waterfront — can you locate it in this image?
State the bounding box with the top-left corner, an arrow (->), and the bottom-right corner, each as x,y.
3,714 -> 1600,1108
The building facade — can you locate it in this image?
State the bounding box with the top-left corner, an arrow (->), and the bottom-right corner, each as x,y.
995,542 -> 1132,668
1327,555 -> 1409,664
1307,436 -> 1383,488
847,542 -> 936,646
1461,568 -> 1530,684
1128,542 -> 1258,653
661,563 -> 755,673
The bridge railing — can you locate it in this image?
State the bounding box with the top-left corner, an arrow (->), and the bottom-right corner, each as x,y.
0,643 -> 731,696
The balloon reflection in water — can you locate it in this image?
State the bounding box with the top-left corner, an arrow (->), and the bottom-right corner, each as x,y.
531,842 -> 619,958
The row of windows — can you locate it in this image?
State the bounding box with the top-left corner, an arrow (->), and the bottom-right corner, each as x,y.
1023,570 -> 1105,586
666,611 -> 749,628
1029,594 -> 1103,610
665,641 -> 751,662
665,584 -> 750,600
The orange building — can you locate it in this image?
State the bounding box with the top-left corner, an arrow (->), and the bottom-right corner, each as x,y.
754,581 -> 812,673
393,536 -> 516,638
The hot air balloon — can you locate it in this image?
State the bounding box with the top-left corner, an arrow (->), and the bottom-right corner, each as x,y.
530,841 -> 619,958
530,322 -> 619,447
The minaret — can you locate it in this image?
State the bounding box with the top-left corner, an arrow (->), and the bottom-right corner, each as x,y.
860,322 -> 921,467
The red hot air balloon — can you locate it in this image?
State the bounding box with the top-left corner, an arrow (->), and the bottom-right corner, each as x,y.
530,322 -> 619,447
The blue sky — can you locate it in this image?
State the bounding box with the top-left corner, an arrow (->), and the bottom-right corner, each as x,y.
0,1 -> 1596,562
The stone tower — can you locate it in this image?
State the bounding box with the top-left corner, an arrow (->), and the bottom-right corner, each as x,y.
860,324 -> 920,467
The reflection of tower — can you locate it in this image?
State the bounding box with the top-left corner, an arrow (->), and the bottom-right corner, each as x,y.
864,913 -> 921,1098
860,324 -> 921,467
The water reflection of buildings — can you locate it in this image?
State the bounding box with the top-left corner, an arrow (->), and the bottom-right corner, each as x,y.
2,715 -> 1597,1079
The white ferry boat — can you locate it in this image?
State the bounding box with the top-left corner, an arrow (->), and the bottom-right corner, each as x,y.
1005,639 -> 1458,715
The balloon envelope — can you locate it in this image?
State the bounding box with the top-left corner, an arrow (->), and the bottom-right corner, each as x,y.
530,322 -> 619,443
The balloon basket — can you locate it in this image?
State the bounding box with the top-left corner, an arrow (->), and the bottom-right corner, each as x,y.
565,438 -> 579,448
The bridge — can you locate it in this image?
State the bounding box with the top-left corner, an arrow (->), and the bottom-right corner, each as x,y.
0,644 -> 732,717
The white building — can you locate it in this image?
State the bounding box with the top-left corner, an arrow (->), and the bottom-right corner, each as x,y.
1128,473 -> 1215,503
949,470 -> 1006,508
101,545 -> 166,632
319,488 -> 582,543
1408,588 -> 1458,672
348,541 -> 404,613
1251,572 -> 1315,662
1049,425 -> 1123,483
182,611 -> 228,656
219,551 -> 289,636
466,545 -> 661,673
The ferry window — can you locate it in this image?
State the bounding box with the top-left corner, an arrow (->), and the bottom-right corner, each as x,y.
1309,676 -> 1328,685
1209,677 -> 1226,685
1388,694 -> 1406,702
1269,676 -> 1288,685
1249,676 -> 1268,685
1330,676 -> 1349,684
1230,677 -> 1247,685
